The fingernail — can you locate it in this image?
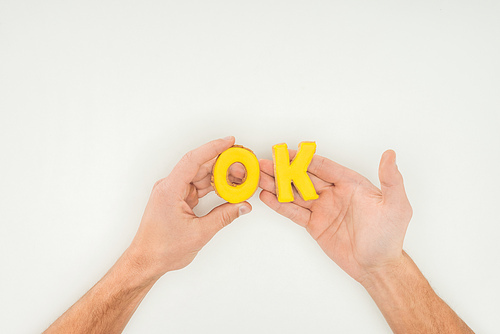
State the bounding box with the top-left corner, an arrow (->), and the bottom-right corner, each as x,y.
223,136 -> 233,140
239,205 -> 251,216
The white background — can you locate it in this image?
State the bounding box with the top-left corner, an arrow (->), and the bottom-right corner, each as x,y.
1,1 -> 499,333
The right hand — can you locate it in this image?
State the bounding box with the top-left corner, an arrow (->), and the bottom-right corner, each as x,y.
258,149 -> 413,284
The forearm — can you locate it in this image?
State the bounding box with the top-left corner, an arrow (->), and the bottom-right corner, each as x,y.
43,248 -> 158,334
362,252 -> 474,334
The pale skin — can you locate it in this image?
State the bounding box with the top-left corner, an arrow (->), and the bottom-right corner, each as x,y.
43,137 -> 474,334
259,149 -> 474,333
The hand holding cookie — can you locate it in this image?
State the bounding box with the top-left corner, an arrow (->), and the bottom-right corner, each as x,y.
127,136 -> 252,278
259,149 -> 413,284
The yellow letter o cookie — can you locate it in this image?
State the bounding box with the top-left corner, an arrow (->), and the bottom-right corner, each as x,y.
212,145 -> 260,204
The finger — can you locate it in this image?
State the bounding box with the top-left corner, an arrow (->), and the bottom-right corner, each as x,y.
228,162 -> 246,180
192,155 -> 244,184
151,177 -> 167,193
259,158 -> 331,191
186,184 -> 199,209
197,185 -> 214,198
192,150 -> 246,190
306,190 -> 340,240
259,169 -> 313,209
170,137 -> 235,191
227,162 -> 246,184
199,201 -> 252,237
259,168 -> 276,194
378,150 -> 409,206
227,175 -> 244,184
259,158 -> 275,176
195,176 -> 245,198
259,190 -> 311,227
286,149 -> 355,185
309,156 -> 355,184
192,157 -> 217,183
192,163 -> 246,195
192,174 -> 213,191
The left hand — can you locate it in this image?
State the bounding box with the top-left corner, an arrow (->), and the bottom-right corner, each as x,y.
126,136 -> 252,280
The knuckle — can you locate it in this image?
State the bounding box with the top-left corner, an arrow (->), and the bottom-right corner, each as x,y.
153,178 -> 165,189
151,178 -> 174,199
220,210 -> 233,228
398,201 -> 413,221
314,157 -> 325,174
210,140 -> 218,150
190,196 -> 199,208
406,203 -> 413,219
182,150 -> 195,163
288,206 -> 298,221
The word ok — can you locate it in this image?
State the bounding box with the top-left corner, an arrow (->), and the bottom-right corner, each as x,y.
212,142 -> 318,203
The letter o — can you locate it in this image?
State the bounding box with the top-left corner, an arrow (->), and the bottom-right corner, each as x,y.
212,145 -> 260,204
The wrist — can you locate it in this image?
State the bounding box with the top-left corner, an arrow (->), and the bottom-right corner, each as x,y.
359,251 -> 410,292
119,246 -> 163,287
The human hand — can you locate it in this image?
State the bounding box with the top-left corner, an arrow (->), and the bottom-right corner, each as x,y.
258,149 -> 412,285
126,137 -> 252,281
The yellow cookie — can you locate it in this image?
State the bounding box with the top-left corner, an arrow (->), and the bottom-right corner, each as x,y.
272,141 -> 319,202
212,145 -> 260,204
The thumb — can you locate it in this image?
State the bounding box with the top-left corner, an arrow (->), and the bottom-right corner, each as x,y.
199,201 -> 252,236
378,150 -> 407,205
